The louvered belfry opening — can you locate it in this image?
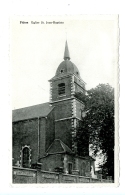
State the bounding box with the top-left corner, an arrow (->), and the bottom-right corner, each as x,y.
58,83 -> 65,95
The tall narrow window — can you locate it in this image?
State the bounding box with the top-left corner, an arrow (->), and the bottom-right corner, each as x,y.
58,83 -> 65,95
22,147 -> 30,168
68,163 -> 72,174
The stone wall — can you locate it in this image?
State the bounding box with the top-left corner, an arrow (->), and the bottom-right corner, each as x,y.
13,167 -> 37,183
13,167 -> 113,184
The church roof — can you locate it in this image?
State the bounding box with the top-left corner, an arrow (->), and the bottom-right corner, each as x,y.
46,139 -> 74,155
64,40 -> 70,60
50,41 -> 80,80
55,60 -> 80,77
12,102 -> 52,122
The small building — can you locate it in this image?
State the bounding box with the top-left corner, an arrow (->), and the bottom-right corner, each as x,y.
12,41 -> 96,179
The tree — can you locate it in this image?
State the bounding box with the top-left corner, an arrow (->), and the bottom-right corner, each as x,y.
75,84 -> 114,180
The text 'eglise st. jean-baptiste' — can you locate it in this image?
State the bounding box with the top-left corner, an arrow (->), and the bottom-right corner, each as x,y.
20,21 -> 64,24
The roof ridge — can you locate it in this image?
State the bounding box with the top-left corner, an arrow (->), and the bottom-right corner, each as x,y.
12,102 -> 52,122
46,140 -> 55,153
60,141 -> 66,152
13,102 -> 50,111
59,140 -> 73,153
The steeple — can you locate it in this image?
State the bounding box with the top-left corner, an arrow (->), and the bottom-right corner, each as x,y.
64,41 -> 70,60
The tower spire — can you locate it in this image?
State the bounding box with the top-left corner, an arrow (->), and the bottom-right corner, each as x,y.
64,41 -> 70,60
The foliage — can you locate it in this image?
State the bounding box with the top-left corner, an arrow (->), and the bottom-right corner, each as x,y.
75,84 -> 114,180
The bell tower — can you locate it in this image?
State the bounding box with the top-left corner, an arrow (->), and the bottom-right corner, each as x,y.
49,41 -> 88,155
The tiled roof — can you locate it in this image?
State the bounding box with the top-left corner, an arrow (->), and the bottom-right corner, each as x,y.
46,139 -> 74,154
12,102 -> 52,122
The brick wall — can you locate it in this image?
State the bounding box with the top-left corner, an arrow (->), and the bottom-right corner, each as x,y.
13,119 -> 39,166
75,99 -> 85,119
51,76 -> 72,101
40,154 -> 64,172
45,109 -> 55,151
55,119 -> 72,148
39,118 -> 46,157
13,117 -> 48,167
54,100 -> 72,120
74,76 -> 85,91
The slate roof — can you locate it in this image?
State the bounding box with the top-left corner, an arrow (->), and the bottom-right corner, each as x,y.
46,139 -> 74,155
64,40 -> 70,60
12,102 -> 52,122
56,60 -> 80,77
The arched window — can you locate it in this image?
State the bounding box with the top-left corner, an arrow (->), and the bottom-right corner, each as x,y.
58,83 -> 65,95
22,147 -> 30,168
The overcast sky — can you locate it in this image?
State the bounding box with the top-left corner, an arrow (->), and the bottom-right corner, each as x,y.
11,15 -> 118,109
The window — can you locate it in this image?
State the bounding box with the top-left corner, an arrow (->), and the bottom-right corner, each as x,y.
58,83 -> 65,95
68,163 -> 72,174
60,69 -> 64,73
22,147 -> 30,168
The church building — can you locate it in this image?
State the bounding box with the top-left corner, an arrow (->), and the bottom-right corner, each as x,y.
12,41 -> 96,178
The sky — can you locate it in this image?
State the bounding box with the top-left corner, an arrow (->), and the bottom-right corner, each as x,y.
11,15 -> 118,109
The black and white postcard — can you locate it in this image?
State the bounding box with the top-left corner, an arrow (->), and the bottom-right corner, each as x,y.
11,15 -> 118,186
